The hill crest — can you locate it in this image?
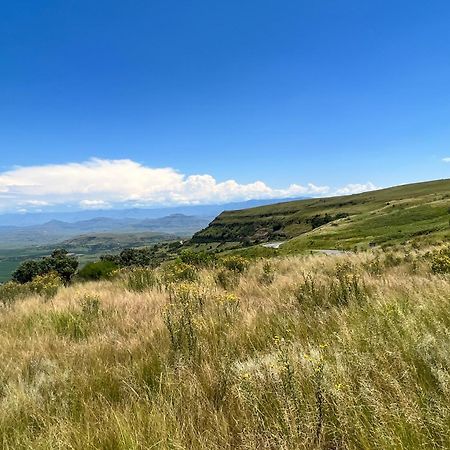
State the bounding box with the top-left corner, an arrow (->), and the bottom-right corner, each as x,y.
191,178 -> 450,251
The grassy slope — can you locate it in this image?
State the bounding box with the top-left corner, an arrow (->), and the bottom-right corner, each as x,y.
192,179 -> 450,252
1,250 -> 450,448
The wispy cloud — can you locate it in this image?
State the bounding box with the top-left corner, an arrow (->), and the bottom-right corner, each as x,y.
442,157 -> 450,163
0,158 -> 379,212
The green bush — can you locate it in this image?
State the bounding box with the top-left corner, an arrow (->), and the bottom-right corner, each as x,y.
384,252 -> 403,268
78,260 -> 118,281
331,264 -> 367,306
179,250 -> 216,267
103,247 -> 155,268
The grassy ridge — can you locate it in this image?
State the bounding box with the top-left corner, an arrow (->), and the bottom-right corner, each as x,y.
0,249 -> 450,448
192,178 -> 450,251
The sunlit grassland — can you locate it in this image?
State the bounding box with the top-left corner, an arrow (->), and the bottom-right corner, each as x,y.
0,250 -> 450,449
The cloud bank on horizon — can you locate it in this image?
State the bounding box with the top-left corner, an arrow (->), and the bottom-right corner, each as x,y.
0,158 -> 379,212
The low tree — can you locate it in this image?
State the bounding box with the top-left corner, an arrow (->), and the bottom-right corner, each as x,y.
12,249 -> 78,285
101,248 -> 155,267
44,249 -> 79,284
11,260 -> 43,284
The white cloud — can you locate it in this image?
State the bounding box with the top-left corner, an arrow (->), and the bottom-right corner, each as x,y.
79,199 -> 111,209
0,158 -> 379,212
333,182 -> 379,195
443,157 -> 450,163
18,200 -> 51,206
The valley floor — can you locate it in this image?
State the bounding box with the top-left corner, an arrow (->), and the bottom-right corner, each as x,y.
0,250 -> 450,449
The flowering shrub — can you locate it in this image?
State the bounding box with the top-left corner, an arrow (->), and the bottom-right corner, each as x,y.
162,261 -> 198,285
431,254 -> 450,274
29,272 -> 62,299
164,282 -> 205,356
220,256 -> 249,273
0,272 -> 62,306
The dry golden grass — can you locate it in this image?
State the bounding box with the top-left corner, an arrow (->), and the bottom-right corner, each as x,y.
0,250 -> 450,449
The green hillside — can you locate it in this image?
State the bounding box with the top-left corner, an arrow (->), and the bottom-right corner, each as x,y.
191,179 -> 450,252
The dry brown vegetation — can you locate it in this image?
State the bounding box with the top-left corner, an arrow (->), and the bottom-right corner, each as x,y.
0,249 -> 450,449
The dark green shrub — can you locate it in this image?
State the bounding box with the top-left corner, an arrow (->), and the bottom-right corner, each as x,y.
78,260 -> 118,281
11,260 -> 43,284
117,248 -> 154,267
168,241 -> 183,250
45,249 -> 79,284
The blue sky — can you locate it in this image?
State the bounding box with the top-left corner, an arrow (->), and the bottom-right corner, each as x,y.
0,0 -> 449,211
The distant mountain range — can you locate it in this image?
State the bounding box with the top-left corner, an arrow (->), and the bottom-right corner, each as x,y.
0,197 -> 308,248
0,197 -> 306,227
